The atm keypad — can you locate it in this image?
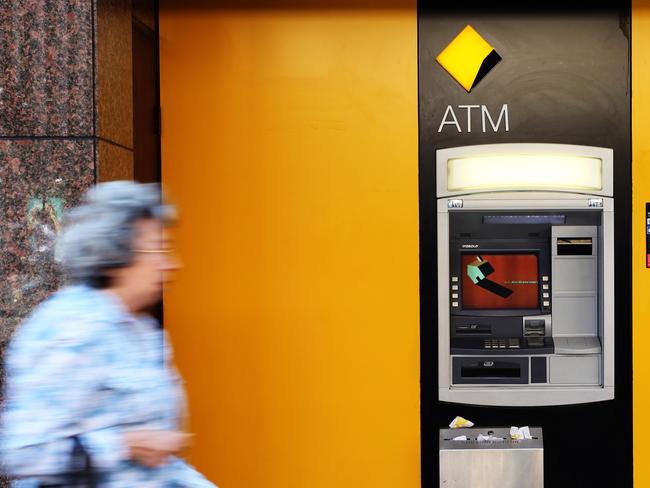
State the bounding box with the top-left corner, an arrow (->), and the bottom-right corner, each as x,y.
483,339 -> 520,349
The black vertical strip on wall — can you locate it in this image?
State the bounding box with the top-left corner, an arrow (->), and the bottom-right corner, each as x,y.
417,2 -> 632,487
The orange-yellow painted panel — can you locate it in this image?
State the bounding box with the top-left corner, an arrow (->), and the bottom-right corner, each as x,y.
634,2 -> 650,487
159,5 -> 419,487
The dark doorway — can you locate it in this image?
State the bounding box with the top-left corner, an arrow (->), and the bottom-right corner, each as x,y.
132,1 -> 160,184
132,1 -> 163,324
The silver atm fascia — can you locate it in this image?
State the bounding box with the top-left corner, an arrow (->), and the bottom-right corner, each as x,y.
436,144 -> 614,407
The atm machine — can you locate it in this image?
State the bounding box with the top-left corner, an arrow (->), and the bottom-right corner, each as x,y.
436,143 -> 614,406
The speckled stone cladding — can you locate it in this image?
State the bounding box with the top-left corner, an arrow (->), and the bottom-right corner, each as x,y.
0,1 -> 134,439
0,1 -> 94,137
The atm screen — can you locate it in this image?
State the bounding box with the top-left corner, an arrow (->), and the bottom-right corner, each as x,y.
461,253 -> 539,310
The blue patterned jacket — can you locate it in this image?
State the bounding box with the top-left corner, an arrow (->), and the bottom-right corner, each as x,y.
1,286 -> 216,487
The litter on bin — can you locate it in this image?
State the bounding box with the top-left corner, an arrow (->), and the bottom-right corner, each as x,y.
449,416 -> 474,428
477,433 -> 505,442
510,426 -> 532,440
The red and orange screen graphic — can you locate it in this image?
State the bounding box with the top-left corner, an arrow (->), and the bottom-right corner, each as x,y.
461,254 -> 539,309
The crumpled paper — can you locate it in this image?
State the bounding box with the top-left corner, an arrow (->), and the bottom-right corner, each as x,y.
452,435 -> 468,441
477,433 -> 504,442
449,416 -> 474,428
510,426 -> 532,440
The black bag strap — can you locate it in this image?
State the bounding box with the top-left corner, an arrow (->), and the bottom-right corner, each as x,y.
68,435 -> 96,487
38,435 -> 97,488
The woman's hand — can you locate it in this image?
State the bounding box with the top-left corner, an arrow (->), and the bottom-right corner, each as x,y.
124,430 -> 193,468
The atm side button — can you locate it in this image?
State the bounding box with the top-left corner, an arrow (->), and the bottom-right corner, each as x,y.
451,302 -> 459,307
451,276 -> 458,282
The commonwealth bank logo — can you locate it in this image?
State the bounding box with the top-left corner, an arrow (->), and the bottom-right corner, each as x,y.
436,25 -> 501,92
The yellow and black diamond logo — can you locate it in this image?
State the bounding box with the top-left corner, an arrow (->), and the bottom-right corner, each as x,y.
436,25 -> 501,92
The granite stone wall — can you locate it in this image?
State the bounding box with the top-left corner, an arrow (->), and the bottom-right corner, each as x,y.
0,0 -> 134,349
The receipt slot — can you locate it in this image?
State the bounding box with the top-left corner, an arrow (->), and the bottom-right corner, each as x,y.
436,143 -> 614,406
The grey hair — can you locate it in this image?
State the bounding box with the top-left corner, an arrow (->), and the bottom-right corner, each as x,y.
57,181 -> 176,288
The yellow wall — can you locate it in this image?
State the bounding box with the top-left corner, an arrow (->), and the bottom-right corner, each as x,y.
159,5 -> 420,487
633,2 -> 650,486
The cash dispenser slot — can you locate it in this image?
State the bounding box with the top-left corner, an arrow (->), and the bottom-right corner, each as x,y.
453,357 -> 529,384
557,237 -> 593,255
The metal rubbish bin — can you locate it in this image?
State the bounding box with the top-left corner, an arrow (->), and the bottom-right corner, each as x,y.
440,427 -> 543,488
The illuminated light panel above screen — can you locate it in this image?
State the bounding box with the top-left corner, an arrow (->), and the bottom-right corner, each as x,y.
447,155 -> 603,192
